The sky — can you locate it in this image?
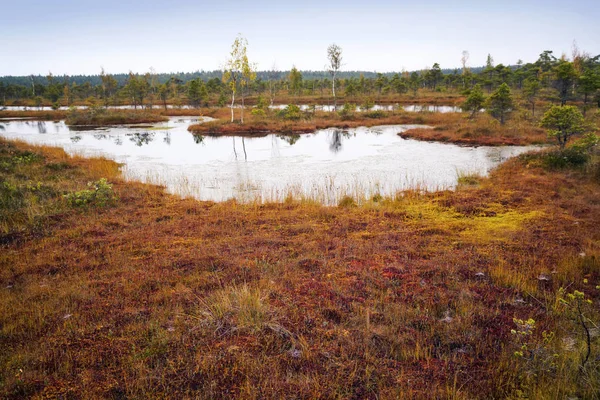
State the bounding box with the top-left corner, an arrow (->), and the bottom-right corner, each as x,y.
1,0 -> 599,76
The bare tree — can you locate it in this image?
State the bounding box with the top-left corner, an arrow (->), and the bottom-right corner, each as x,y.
327,44 -> 343,111
461,51 -> 470,74
461,50 -> 470,88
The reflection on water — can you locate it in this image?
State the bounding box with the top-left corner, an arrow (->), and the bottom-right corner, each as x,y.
279,134 -> 300,146
37,121 -> 47,134
329,130 -> 348,153
129,132 -> 155,147
0,117 -> 539,203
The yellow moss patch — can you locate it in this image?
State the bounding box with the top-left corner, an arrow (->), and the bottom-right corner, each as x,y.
461,210 -> 544,243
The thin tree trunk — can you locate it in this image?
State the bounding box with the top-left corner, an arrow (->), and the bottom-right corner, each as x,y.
241,89 -> 245,124
332,74 -> 337,111
230,90 -> 235,123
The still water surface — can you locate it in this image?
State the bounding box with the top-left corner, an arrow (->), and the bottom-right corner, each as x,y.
0,118 -> 538,203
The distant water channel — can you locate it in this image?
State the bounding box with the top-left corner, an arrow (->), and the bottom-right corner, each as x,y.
0,117 -> 538,203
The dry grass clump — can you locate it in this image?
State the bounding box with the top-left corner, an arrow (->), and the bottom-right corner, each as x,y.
401,113 -> 549,146
193,283 -> 290,337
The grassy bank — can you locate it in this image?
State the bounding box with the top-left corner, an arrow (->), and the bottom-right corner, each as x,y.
399,113 -> 549,146
0,110 -> 69,121
65,108 -> 169,126
1,136 -> 599,398
401,108 -> 600,147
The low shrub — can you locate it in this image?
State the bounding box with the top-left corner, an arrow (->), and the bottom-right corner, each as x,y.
364,110 -> 387,119
251,108 -> 266,118
360,98 -> 375,111
521,148 -> 589,169
64,178 -> 117,208
338,103 -> 356,121
276,104 -> 302,121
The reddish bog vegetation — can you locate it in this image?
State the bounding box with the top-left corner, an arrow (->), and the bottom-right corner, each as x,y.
399,114 -> 549,146
0,138 -> 599,399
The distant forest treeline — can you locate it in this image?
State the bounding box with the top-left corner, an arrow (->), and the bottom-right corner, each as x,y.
0,68 -> 487,87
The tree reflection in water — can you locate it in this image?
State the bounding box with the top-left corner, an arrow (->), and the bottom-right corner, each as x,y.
329,129 -> 350,153
128,132 -> 155,147
193,135 -> 205,145
278,133 -> 300,146
37,121 -> 47,134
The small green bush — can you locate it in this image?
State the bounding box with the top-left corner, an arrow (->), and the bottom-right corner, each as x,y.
277,104 -> 302,121
364,110 -> 387,119
64,178 -> 117,208
570,133 -> 599,153
217,93 -> 227,107
522,148 -> 589,169
338,103 -> 356,121
12,151 -> 43,165
251,109 -> 266,118
360,98 -> 375,111
255,95 -> 268,110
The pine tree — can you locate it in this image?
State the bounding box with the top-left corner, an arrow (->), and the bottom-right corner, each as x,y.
486,83 -> 514,125
540,105 -> 586,148
461,84 -> 485,118
523,78 -> 540,117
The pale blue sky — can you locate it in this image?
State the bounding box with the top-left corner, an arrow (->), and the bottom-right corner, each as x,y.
1,0 -> 598,76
